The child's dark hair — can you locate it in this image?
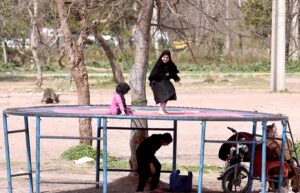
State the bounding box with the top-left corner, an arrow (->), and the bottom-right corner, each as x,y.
116,82 -> 130,95
161,133 -> 173,143
266,123 -> 275,133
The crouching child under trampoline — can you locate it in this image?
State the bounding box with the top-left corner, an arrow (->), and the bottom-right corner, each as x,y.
136,133 -> 173,193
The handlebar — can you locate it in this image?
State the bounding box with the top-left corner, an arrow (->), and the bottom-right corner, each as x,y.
227,126 -> 237,134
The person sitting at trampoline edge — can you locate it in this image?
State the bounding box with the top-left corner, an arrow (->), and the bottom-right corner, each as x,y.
136,133 -> 173,193
266,123 -> 300,192
107,82 -> 133,115
148,50 -> 180,115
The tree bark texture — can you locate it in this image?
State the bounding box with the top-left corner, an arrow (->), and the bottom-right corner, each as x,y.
224,0 -> 232,57
28,0 -> 43,88
2,41 -> 8,64
93,27 -> 124,83
129,0 -> 154,175
56,0 -> 92,145
289,0 -> 299,60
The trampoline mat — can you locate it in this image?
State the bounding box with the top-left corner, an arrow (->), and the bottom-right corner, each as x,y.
3,105 -> 288,121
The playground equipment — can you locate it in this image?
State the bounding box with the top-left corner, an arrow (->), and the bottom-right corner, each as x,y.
2,105 -> 290,193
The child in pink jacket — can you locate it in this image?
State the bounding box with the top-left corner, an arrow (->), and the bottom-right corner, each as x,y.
107,82 -> 133,115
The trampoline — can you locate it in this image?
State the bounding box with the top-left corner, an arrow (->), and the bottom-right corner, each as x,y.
2,105 -> 289,193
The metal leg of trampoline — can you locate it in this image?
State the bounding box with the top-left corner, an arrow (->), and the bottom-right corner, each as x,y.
36,116 -> 41,193
172,120 -> 177,171
247,121 -> 257,193
96,117 -> 101,189
3,113 -> 13,193
261,121 -> 267,193
198,121 -> 206,193
24,116 -> 34,193
103,118 -> 108,193
278,121 -> 287,190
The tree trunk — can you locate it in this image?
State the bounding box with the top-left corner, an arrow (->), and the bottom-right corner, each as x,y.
56,0 -> 92,145
28,0 -> 43,88
152,5 -> 160,57
129,0 -> 154,175
224,0 -> 232,57
2,41 -> 8,64
289,0 -> 299,60
93,27 -> 124,83
58,46 -> 65,68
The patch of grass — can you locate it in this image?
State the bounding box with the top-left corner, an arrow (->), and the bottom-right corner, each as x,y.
203,74 -> 215,83
203,164 -> 222,173
294,141 -> 300,158
60,145 -> 130,169
89,76 -> 115,88
61,146 -> 222,174
162,163 -> 221,174
0,61 -> 19,72
61,144 -> 97,160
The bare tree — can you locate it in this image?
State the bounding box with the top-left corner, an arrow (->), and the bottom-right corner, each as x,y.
2,42 -> 8,64
224,0 -> 233,57
289,0 -> 299,60
56,0 -> 92,145
93,26 -> 125,83
28,0 -> 43,87
129,0 -> 154,174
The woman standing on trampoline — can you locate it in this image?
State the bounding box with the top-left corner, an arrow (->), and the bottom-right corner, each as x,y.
149,50 -> 181,114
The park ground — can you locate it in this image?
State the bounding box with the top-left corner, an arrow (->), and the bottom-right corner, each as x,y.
1,72 -> 300,192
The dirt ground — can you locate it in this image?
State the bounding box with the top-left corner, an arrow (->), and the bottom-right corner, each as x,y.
1,73 -> 300,193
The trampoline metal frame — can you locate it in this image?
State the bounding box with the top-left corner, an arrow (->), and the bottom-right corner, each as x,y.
2,105 -> 289,193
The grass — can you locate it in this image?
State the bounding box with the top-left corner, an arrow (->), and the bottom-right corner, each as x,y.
60,145 -> 221,174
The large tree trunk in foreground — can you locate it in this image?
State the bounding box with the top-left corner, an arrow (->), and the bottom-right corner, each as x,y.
56,0 -> 92,145
129,0 -> 154,175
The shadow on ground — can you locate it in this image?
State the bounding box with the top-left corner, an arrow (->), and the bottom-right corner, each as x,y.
53,176 -> 224,193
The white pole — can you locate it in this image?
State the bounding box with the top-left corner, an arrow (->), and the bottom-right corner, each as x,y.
271,0 -> 286,91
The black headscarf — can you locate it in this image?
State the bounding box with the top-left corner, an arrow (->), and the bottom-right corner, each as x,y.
116,82 -> 130,110
148,50 -> 180,83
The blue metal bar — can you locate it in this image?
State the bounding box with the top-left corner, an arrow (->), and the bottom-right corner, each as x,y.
261,121 -> 267,193
278,121 -> 287,190
247,121 -> 257,193
24,116 -> 34,193
198,121 -> 206,193
36,116 -> 41,193
103,118 -> 108,193
172,120 -> 177,171
96,117 -> 101,189
3,113 -> 12,193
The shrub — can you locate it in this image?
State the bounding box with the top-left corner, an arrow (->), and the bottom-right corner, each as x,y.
0,61 -> 18,72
